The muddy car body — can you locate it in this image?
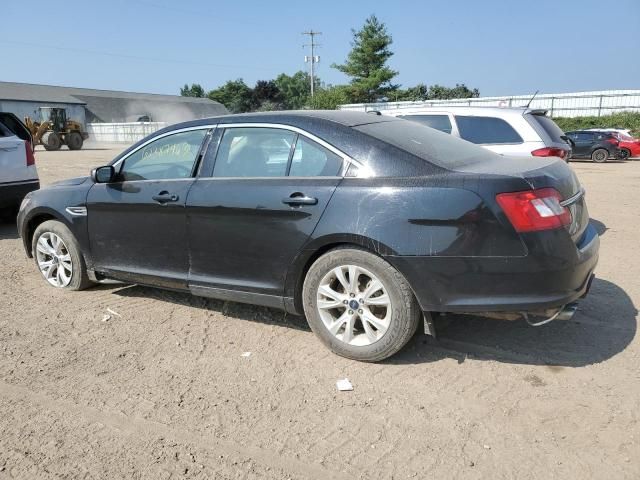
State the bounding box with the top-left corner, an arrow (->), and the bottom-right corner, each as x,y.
17,111 -> 599,361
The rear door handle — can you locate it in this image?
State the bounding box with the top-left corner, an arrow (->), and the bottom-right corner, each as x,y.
152,192 -> 179,204
282,194 -> 318,206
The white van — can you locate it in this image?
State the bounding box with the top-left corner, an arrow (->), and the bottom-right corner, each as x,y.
381,106 -> 572,160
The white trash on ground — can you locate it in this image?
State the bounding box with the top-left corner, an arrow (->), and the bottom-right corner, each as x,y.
336,378 -> 353,391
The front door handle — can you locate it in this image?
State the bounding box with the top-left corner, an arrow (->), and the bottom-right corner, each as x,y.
282,193 -> 318,206
152,191 -> 179,204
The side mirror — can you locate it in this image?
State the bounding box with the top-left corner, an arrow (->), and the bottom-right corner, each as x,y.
91,165 -> 116,183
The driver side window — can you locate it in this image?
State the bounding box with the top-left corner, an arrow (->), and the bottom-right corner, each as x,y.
119,129 -> 208,181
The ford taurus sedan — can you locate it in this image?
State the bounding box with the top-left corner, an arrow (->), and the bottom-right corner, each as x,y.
17,111 -> 599,361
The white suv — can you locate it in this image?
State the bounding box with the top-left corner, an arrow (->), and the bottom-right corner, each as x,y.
381,106 -> 572,161
0,113 -> 39,216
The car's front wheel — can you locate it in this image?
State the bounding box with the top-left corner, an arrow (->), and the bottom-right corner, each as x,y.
591,148 -> 609,163
302,247 -> 421,362
32,220 -> 93,290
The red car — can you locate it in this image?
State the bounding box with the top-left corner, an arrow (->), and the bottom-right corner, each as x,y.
613,133 -> 640,159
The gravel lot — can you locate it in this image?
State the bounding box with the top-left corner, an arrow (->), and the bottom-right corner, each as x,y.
1,145 -> 639,479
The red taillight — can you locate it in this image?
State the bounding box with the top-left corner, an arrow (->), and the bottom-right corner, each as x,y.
531,147 -> 567,159
605,138 -> 618,145
25,141 -> 36,166
496,188 -> 571,232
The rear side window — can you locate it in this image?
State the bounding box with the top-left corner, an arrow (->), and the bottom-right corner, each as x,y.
398,115 -> 452,134
213,128 -> 295,177
455,116 -> 523,144
289,136 -> 343,176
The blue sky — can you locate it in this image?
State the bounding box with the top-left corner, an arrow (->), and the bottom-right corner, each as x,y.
2,0 -> 639,97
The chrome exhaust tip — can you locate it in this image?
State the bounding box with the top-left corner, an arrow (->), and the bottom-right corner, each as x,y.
525,302 -> 579,326
556,302 -> 578,321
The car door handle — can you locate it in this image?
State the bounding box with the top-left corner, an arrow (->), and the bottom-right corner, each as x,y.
152,192 -> 179,204
282,194 -> 318,206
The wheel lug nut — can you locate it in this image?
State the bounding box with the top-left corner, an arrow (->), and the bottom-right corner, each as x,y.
348,310 -> 354,315
343,300 -> 348,305
358,309 -> 363,314
350,293 -> 355,298
359,299 -> 364,303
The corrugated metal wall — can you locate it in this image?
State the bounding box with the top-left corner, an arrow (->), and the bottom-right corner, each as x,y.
86,122 -> 168,143
339,90 -> 640,117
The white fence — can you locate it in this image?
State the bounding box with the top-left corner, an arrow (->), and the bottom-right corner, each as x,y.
339,89 -> 640,117
86,122 -> 168,143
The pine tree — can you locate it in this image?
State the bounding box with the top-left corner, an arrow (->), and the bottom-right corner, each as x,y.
332,15 -> 398,103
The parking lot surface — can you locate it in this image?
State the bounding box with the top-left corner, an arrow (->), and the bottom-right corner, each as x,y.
1,146 -> 639,479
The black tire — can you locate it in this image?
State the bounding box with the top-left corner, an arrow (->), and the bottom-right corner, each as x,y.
302,247 -> 421,362
619,148 -> 631,160
66,131 -> 84,150
32,220 -> 93,290
591,148 -> 608,163
41,132 -> 61,151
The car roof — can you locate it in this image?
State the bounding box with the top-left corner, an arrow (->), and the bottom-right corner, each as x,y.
377,105 -> 547,118
171,110 -> 398,130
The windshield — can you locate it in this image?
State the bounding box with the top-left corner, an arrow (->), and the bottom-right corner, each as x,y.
354,118 -> 497,169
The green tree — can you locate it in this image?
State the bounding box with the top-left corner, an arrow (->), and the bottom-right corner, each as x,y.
252,80 -> 283,110
306,85 -> 351,110
426,84 -> 480,100
332,15 -> 398,103
180,83 -> 205,98
274,71 -> 319,109
208,79 -> 254,113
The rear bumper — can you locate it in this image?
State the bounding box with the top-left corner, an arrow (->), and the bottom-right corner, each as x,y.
386,223 -> 599,314
0,179 -> 39,208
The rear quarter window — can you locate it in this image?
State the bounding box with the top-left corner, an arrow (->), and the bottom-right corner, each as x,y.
527,113 -> 567,143
398,114 -> 453,134
455,115 -> 523,144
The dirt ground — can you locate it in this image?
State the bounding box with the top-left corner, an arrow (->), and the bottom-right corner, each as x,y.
1,144 -> 639,479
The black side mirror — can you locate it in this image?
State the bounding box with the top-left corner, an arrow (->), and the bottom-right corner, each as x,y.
91,165 -> 115,183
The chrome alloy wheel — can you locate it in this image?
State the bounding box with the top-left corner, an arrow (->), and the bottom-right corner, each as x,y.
35,232 -> 73,287
316,265 -> 392,346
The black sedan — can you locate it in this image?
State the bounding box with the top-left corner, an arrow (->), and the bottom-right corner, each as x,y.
17,111 -> 599,361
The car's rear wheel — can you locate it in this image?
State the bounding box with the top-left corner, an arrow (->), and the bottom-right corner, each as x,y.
32,220 -> 93,290
302,247 -> 421,362
619,148 -> 631,160
591,148 -> 608,163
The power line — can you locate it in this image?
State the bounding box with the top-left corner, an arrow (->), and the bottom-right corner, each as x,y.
302,30 -> 321,97
0,40 -> 274,72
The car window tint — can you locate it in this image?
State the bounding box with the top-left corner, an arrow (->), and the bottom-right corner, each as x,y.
398,115 -> 452,134
577,133 -> 593,142
120,129 -> 207,181
213,128 -> 295,177
289,136 -> 343,176
455,116 -> 523,144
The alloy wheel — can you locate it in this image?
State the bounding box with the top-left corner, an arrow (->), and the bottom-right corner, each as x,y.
35,232 -> 73,287
316,265 -> 392,346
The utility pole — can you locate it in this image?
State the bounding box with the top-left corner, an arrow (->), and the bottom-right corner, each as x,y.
302,30 -> 321,96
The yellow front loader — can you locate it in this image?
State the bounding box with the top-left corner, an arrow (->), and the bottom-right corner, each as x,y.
24,107 -> 89,151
